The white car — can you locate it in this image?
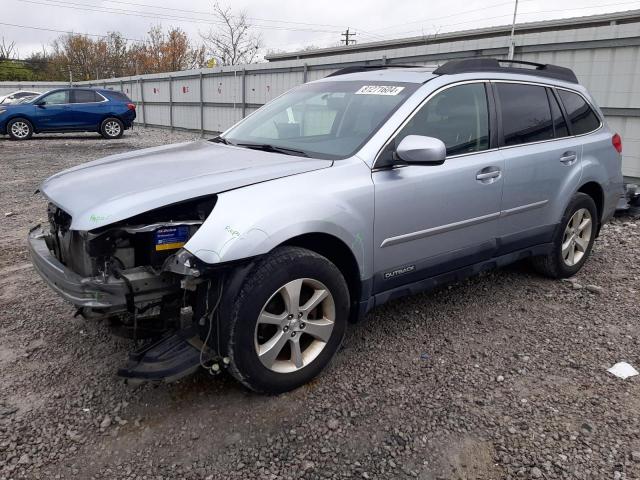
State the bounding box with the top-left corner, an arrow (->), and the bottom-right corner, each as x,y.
0,90 -> 42,105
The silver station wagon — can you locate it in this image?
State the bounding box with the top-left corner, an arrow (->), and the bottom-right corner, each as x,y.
29,58 -> 624,393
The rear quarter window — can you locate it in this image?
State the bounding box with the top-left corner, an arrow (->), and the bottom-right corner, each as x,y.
106,91 -> 132,103
558,90 -> 600,135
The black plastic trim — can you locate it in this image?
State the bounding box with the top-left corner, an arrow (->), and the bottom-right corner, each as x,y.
433,58 -> 579,84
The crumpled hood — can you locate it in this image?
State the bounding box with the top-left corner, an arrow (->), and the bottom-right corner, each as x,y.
40,140 -> 332,231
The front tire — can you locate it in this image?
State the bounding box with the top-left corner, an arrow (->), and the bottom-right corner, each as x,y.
226,247 -> 350,394
100,117 -> 124,139
531,193 -> 598,278
7,118 -> 33,140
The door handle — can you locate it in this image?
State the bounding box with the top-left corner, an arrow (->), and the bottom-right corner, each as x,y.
560,152 -> 577,165
476,167 -> 502,182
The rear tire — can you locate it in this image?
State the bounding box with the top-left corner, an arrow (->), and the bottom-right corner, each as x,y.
225,246 -> 350,394
100,117 -> 124,139
7,118 -> 33,140
531,193 -> 598,278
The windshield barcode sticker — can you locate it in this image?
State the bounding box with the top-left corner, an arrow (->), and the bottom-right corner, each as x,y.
355,85 -> 405,96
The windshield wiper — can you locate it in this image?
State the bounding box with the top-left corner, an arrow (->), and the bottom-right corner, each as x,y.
235,143 -> 309,157
209,135 -> 232,145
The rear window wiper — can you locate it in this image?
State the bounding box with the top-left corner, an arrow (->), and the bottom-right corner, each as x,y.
235,142 -> 309,157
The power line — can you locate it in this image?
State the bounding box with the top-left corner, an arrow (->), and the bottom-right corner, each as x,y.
0,20 -> 145,43
371,2 -> 640,40
17,0 -> 344,34
98,0 -> 351,29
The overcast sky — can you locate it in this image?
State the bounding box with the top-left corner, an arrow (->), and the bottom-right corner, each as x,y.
2,0 -> 640,59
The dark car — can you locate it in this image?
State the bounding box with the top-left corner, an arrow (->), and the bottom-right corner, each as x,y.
0,88 -> 136,140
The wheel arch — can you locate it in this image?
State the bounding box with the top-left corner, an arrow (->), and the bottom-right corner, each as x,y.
279,232 -> 362,321
577,181 -> 604,226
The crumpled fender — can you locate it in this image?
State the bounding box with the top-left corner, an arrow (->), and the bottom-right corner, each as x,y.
183,158 -> 375,280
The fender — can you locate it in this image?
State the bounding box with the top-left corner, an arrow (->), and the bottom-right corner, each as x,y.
184,157 -> 375,280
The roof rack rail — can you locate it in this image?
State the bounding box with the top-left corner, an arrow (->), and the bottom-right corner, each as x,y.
433,58 -> 579,84
326,64 -> 423,78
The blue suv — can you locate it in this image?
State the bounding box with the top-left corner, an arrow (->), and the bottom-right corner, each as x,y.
0,88 -> 136,140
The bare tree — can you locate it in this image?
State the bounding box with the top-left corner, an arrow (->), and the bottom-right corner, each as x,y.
0,37 -> 18,60
200,3 -> 262,66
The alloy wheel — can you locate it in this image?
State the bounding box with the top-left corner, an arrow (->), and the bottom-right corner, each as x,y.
104,121 -> 121,137
254,278 -> 335,373
562,208 -> 593,266
10,121 -> 30,139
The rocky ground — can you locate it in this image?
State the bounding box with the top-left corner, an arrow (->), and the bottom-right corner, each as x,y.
1,128 -> 639,480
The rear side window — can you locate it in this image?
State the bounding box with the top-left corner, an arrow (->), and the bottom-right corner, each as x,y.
558,90 -> 600,135
107,91 -> 132,102
71,90 -> 101,103
389,83 -> 490,157
496,83 -> 553,146
548,90 -> 569,138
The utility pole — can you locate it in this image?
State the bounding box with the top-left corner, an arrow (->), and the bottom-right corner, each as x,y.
341,28 -> 356,46
508,0 -> 519,60
68,65 -> 73,86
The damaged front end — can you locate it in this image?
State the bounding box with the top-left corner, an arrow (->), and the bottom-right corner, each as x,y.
28,196 -> 224,382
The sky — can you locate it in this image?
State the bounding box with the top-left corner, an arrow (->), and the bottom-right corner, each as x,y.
2,0 -> 640,60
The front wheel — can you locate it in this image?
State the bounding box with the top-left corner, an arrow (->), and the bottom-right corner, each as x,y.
7,118 -> 33,140
225,247 -> 350,393
100,118 -> 124,139
531,192 -> 598,278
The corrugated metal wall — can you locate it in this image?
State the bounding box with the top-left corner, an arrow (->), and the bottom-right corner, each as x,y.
1,19 -> 639,177
0,81 -> 69,96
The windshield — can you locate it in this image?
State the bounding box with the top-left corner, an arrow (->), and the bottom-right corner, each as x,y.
222,80 -> 419,159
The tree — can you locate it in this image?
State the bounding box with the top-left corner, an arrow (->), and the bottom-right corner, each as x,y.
132,26 -> 205,74
0,37 -> 18,60
201,3 -> 262,66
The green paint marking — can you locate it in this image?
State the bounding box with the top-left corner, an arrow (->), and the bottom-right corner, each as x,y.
89,214 -> 111,223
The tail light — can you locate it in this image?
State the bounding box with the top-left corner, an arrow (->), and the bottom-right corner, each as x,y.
612,133 -> 622,153
127,103 -> 136,111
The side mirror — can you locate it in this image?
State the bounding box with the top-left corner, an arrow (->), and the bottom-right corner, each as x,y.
396,135 -> 446,165
35,100 -> 46,106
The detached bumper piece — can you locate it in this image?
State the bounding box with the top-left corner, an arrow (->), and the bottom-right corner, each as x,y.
117,327 -> 215,384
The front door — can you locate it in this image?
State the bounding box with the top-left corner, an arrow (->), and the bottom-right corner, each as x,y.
35,90 -> 74,130
372,82 -> 504,294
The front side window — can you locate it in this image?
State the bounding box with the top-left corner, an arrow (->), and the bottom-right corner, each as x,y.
497,83 -> 553,146
380,83 -> 490,162
41,90 -> 69,105
558,90 -> 600,135
223,80 -> 418,159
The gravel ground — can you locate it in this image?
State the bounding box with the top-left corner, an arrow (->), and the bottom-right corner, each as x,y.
1,128 -> 639,480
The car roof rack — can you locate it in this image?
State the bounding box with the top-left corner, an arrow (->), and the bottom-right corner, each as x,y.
433,58 -> 579,84
326,64 -> 424,77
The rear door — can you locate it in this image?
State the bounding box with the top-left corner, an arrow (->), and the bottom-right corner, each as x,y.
494,81 -> 583,254
34,90 -> 73,130
69,89 -> 106,129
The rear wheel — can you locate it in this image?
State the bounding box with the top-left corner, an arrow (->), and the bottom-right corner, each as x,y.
100,117 -> 124,139
531,193 -> 597,278
226,247 -> 350,393
7,118 -> 33,140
